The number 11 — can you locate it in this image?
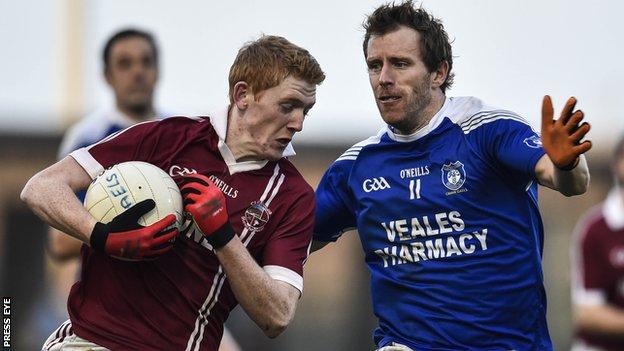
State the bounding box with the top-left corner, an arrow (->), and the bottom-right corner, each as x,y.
409,179 -> 421,200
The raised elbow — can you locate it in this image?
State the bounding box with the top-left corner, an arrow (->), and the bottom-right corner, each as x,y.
261,304 -> 295,338
20,178 -> 37,206
262,315 -> 290,338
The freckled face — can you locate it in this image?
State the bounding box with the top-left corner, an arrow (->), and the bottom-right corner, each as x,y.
241,76 -> 316,161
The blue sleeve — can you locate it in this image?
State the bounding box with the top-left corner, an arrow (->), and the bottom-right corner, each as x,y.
314,160 -> 357,242
468,118 -> 545,179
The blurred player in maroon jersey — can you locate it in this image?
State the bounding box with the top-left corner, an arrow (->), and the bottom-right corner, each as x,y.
21,35 -> 325,351
571,135 -> 624,351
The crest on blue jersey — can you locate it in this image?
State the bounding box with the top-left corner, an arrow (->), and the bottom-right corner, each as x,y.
523,135 -> 542,149
441,161 -> 466,191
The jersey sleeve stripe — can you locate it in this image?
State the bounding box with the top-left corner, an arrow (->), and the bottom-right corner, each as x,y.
335,130 -> 384,162
462,114 -> 535,134
263,265 -> 304,293
68,148 -> 105,180
459,109 -> 529,129
460,111 -> 527,129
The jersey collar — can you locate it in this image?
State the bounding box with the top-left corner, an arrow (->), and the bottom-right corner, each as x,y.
604,186 -> 624,231
385,97 -> 451,143
209,106 -> 296,175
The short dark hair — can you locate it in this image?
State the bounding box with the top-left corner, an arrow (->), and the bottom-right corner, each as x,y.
363,1 -> 454,92
102,28 -> 159,70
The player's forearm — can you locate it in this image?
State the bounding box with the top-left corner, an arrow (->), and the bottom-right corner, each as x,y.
575,304 -> 624,338
536,154 -> 589,196
21,166 -> 95,242
552,155 -> 589,196
215,236 -> 297,338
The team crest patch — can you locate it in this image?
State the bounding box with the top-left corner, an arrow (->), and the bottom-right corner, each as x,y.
242,201 -> 272,232
441,161 -> 466,191
523,135 -> 542,148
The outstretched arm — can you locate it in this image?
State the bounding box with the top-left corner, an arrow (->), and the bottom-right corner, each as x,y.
535,96 -> 592,196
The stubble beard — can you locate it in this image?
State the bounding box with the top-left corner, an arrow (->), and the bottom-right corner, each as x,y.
122,98 -> 153,119
391,81 -> 432,135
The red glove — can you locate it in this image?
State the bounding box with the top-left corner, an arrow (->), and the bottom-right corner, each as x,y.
180,173 -> 235,249
89,199 -> 178,260
541,95 -> 592,170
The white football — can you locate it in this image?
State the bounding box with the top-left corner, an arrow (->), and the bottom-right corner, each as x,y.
84,161 -> 183,228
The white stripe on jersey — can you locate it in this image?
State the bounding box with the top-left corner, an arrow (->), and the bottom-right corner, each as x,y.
187,163 -> 287,351
259,164 -> 281,202
243,170 -> 285,246
43,320 -> 72,351
264,174 -> 285,207
336,130 -> 384,162
460,110 -> 535,134
459,109 -> 528,128
190,266 -> 230,351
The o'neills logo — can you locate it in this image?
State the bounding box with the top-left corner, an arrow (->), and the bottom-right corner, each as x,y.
242,201 -> 272,232
169,165 -> 238,198
208,175 -> 239,199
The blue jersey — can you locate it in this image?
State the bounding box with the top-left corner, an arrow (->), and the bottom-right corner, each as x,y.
315,96 -> 551,350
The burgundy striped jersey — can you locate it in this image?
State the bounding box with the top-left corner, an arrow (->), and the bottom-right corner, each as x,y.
571,189 -> 624,350
67,110 -> 314,351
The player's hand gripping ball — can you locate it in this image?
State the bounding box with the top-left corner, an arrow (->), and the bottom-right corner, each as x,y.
180,173 -> 235,249
84,161 -> 184,260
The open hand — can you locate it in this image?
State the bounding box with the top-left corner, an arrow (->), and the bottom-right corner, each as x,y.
541,95 -> 592,170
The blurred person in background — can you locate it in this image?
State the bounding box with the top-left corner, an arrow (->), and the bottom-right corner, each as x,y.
45,28 -> 239,351
571,135 -> 624,351
49,28 -> 163,261
312,1 -> 591,350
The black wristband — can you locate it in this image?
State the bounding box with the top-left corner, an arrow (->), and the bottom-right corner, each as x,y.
206,222 -> 235,250
89,222 -> 109,253
557,157 -> 580,171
